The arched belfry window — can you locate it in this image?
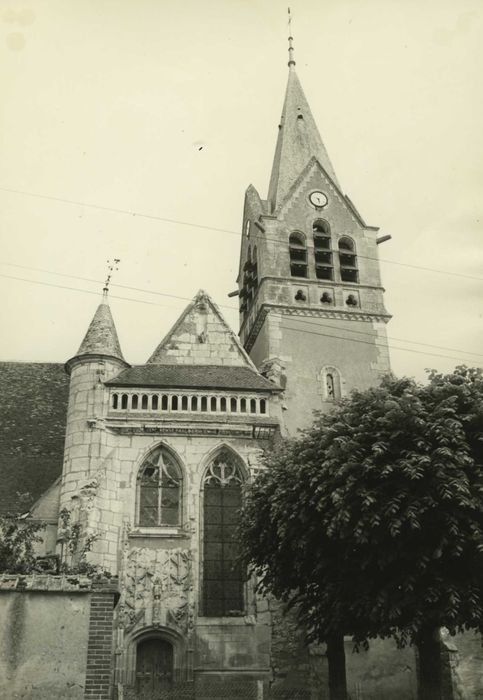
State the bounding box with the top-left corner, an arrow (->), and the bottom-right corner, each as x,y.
289,232 -> 307,278
137,446 -> 182,527
202,449 -> 245,617
339,236 -> 358,283
313,220 -> 333,280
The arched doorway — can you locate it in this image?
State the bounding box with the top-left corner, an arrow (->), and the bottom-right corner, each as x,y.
135,637 -> 173,697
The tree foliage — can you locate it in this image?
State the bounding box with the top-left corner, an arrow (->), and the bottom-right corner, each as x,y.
240,367 -> 483,648
0,495 -> 45,574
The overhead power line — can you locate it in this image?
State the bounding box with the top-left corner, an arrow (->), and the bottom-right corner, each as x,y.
1,185 -> 482,282
277,314 -> 483,360
2,271 -> 481,366
281,322 -> 481,366
0,261 -> 237,311
2,261 -> 483,359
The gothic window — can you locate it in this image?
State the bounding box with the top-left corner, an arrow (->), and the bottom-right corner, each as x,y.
152,395 -> 159,410
121,394 -> 128,409
313,220 -> 333,280
132,395 -> 138,410
112,393 -> 118,409
142,394 -> 149,410
202,450 -> 245,616
339,236 -> 358,283
137,446 -> 182,527
289,232 -> 307,278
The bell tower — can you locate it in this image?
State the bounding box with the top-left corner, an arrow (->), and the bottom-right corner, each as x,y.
237,29 -> 391,434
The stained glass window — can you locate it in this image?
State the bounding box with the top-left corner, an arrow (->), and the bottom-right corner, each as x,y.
137,447 -> 182,527
202,450 -> 245,617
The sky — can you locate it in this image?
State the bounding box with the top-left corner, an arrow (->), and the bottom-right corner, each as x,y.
0,0 -> 482,382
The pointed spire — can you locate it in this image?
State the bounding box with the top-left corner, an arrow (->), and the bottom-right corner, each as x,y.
76,296 -> 125,361
65,293 -> 126,373
267,32 -> 340,211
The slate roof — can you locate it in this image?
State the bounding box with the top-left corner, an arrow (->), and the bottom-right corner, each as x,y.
0,363 -> 69,515
106,364 -> 280,392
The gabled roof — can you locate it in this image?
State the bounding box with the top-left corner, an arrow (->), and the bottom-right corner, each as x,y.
67,295 -> 126,371
0,363 -> 69,515
106,364 -> 280,392
147,290 -> 257,369
267,66 -> 340,212
275,156 -> 368,228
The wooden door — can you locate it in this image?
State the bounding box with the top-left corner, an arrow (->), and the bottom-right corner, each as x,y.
136,638 -> 173,697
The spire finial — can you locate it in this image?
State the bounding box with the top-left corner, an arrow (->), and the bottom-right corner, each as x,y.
288,7 -> 296,68
103,258 -> 120,300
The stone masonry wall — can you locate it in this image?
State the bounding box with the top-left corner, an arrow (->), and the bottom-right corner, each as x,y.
0,575 -> 91,700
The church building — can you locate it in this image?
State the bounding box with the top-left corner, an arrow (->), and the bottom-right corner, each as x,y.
0,37 -> 415,700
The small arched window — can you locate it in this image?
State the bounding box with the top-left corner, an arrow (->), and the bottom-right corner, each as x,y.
141,394 -> 148,410
121,394 -> 128,409
289,232 -> 307,278
152,395 -> 159,410
321,367 -> 342,401
202,449 -> 245,616
137,446 -> 182,527
112,393 -> 118,409
313,220 -> 333,280
338,236 -> 358,283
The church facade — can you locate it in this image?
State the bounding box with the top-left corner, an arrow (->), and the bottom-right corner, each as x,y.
2,46 -> 442,700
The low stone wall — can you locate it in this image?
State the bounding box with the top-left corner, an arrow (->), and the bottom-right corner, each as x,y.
0,574 -> 118,700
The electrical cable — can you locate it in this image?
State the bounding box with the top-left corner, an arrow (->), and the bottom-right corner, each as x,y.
1,185 -> 482,282
2,271 -> 481,365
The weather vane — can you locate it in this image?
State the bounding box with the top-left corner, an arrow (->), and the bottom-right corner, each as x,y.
103,258 -> 121,298
288,7 -> 296,67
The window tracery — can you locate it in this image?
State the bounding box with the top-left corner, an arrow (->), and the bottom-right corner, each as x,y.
137,447 -> 182,527
202,449 -> 245,617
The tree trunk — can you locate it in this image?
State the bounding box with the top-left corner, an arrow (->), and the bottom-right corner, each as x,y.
326,634 -> 348,700
416,625 -> 444,700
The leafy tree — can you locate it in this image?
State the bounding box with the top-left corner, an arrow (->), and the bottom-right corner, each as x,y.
240,367 -> 483,700
0,495 -> 45,574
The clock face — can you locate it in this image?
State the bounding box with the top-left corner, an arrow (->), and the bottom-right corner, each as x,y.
309,191 -> 328,208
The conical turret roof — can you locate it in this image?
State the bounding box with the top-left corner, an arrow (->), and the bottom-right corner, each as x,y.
66,296 -> 126,372
267,66 -> 340,212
